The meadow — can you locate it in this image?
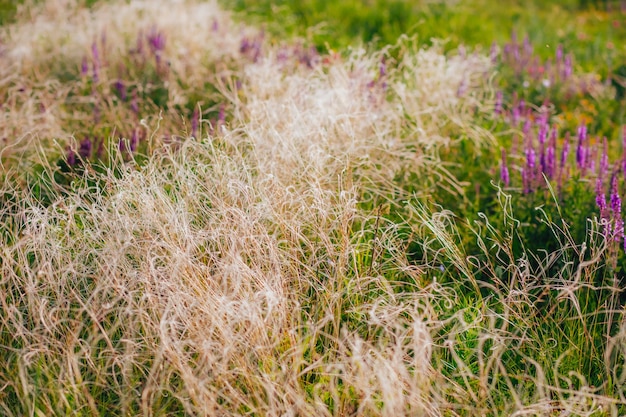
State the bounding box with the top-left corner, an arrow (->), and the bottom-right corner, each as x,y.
0,0 -> 625,415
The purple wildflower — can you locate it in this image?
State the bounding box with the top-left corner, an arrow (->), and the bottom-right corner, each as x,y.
596,176 -> 607,211
523,141 -> 536,193
91,41 -> 100,83
147,27 -> 166,54
81,56 -> 89,76
622,126 -> 626,182
67,147 -> 77,166
500,148 -> 510,186
130,129 -> 139,152
114,79 -> 127,101
611,175 -> 622,215
576,125 -> 587,170
563,53 -> 573,79
556,44 -> 563,63
79,136 -> 92,159
545,127 -> 557,178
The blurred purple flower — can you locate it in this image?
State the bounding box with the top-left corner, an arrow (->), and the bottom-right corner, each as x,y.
611,175 -> 622,215
596,176 -> 607,211
81,56 -> 89,76
576,124 -> 587,170
79,136 -> 92,159
147,27 -> 166,54
67,147 -> 77,166
114,79 -> 127,101
500,148 -> 510,186
130,129 -> 139,152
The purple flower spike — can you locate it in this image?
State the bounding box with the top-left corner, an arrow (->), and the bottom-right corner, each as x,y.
91,41 -> 101,83
147,27 -> 166,54
523,119 -> 532,137
67,147 -> 77,166
130,129 -> 139,152
81,56 -> 89,76
596,176 -> 607,212
545,127 -> 557,178
576,125 -> 587,170
564,53 -> 573,79
500,148 -> 510,186
611,175 -> 622,215
91,41 -> 100,66
79,136 -> 92,159
523,141 -> 536,193
622,125 -> 626,182
114,79 -> 127,101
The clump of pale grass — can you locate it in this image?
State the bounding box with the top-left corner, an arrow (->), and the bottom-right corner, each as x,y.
0,0 -> 256,167
3,0 -> 625,416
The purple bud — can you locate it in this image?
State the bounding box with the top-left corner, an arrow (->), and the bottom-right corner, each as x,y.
500,148 -> 510,186
211,18 -> 219,32
379,57 -> 387,78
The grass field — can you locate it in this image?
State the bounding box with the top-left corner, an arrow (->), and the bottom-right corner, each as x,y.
1,0 -> 625,415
